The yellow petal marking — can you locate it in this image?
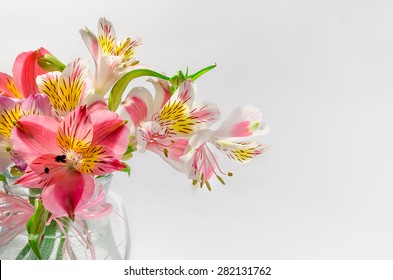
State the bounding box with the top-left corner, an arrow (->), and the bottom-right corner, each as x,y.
79,145 -> 113,174
38,70 -> 84,117
3,78 -> 23,98
158,100 -> 196,135
212,139 -> 263,163
0,104 -> 23,139
116,38 -> 140,64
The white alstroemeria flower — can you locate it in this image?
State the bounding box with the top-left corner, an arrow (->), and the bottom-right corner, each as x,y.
181,105 -> 269,190
80,17 -> 141,95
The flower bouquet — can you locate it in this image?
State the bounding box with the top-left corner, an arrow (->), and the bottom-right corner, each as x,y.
0,18 -> 268,260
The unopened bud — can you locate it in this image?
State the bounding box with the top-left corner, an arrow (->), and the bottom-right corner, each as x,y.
37,54 -> 66,72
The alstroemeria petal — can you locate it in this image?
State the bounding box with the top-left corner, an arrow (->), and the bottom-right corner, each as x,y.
42,171 -> 95,219
147,78 -> 171,116
121,86 -> 153,127
147,137 -> 189,161
57,106 -> 93,153
12,48 -> 50,97
157,81 -> 217,136
210,138 -> 265,164
95,55 -> 125,94
136,121 -> 161,152
11,115 -> 60,164
80,27 -> 101,65
16,155 -> 66,188
0,97 -> 22,139
0,73 -> 22,98
174,80 -> 195,104
181,144 -> 218,183
37,59 -> 90,117
190,102 -> 220,126
21,94 -> 52,116
115,36 -> 141,65
214,105 -> 269,138
79,145 -> 126,175
90,109 -> 129,158
97,17 -> 117,55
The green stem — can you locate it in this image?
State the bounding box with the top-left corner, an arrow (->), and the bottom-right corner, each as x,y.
15,243 -> 31,260
55,236 -> 65,260
108,69 -> 170,111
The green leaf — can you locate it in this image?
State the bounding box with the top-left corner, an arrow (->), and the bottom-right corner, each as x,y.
121,145 -> 136,161
37,54 -> 66,72
108,69 -> 170,111
120,162 -> 131,177
26,199 -> 51,260
189,64 -> 217,81
0,174 -> 6,183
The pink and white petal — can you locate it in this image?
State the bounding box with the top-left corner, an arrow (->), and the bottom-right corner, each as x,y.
210,138 -> 266,164
170,79 -> 195,105
0,73 -> 22,98
181,145 -> 218,182
11,115 -> 60,164
190,102 -> 220,126
116,36 -> 141,65
188,129 -> 213,149
80,27 -> 101,65
121,86 -> 153,127
42,171 -> 95,219
12,48 -> 50,98
90,109 -> 129,158
97,17 -> 117,55
57,106 -> 93,152
147,78 -> 171,115
147,137 -> 189,161
95,55 -> 125,94
21,94 -> 52,116
136,121 -> 161,152
214,105 -> 268,138
79,145 -> 126,175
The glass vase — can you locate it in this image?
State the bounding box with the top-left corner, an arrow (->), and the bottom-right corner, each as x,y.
0,172 -> 130,260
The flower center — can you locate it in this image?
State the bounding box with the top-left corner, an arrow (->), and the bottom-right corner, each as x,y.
65,150 -> 83,170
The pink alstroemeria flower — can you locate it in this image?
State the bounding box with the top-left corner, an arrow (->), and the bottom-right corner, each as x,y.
36,58 -> 93,118
0,48 -> 50,98
181,105 -> 269,189
0,191 -> 34,246
80,17 -> 142,94
11,106 -> 129,219
119,79 -> 220,171
0,94 -> 52,171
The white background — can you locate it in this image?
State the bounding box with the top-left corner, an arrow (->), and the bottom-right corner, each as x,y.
2,0 -> 393,259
